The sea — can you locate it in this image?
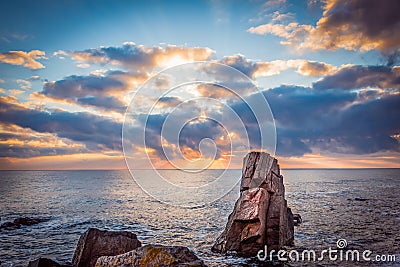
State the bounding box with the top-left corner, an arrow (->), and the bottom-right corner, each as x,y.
0,169 -> 399,266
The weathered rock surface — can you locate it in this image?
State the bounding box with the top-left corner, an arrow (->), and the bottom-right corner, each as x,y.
212,152 -> 294,256
95,245 -> 207,267
72,228 -> 142,267
1,217 -> 48,231
27,258 -> 72,267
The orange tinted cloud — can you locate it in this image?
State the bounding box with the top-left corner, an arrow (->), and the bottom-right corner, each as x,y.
196,83 -> 237,98
220,55 -> 337,78
8,89 -> 24,95
278,152 -> 400,169
16,79 -> 32,90
0,153 -> 125,170
0,50 -> 46,69
62,43 -> 215,71
248,0 -> 400,55
255,59 -> 337,77
0,123 -> 87,158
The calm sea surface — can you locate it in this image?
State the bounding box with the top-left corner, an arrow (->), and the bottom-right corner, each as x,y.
0,169 -> 399,266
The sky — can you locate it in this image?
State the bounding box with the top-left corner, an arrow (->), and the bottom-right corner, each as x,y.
0,0 -> 399,170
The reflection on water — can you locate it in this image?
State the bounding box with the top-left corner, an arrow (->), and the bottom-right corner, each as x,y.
0,169 -> 399,266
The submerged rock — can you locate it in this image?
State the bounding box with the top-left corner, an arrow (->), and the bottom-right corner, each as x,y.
293,214 -> 302,226
0,217 -> 48,231
95,244 -> 207,267
354,197 -> 368,201
0,221 -> 21,230
72,228 -> 142,267
212,152 -> 294,257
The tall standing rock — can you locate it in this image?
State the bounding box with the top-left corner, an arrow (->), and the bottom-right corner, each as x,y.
212,152 -> 294,257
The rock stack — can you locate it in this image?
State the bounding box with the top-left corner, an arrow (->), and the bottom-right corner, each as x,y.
212,152 -> 294,256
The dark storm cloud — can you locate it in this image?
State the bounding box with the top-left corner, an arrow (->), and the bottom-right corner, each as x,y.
0,98 -> 122,152
313,65 -> 400,90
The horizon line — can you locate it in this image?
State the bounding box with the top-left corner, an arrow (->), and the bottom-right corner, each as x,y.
1,167 -> 399,171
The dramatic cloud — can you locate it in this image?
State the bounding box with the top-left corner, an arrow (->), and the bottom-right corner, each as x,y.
0,98 -> 122,153
0,124 -> 87,158
296,60 -> 337,77
219,55 -> 258,77
256,59 -> 337,77
0,50 -> 46,69
259,85 -> 400,156
39,70 -> 147,112
248,0 -> 400,57
1,66 -> 399,161
43,72 -> 123,97
220,54 -> 337,78
62,43 -> 215,71
314,65 -> 400,90
0,96 -> 233,161
141,112 -> 230,162
331,94 -> 400,154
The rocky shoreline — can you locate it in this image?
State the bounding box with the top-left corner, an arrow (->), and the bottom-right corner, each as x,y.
27,227 -> 206,267
3,152 -> 300,267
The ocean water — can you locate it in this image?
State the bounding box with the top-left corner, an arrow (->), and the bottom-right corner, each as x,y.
0,169 -> 399,266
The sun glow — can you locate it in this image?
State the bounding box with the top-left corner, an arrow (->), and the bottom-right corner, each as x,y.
163,55 -> 188,68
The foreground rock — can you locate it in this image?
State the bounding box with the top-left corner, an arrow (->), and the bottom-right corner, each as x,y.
212,152 -> 294,257
1,217 -> 48,230
96,245 -> 206,267
72,228 -> 142,267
